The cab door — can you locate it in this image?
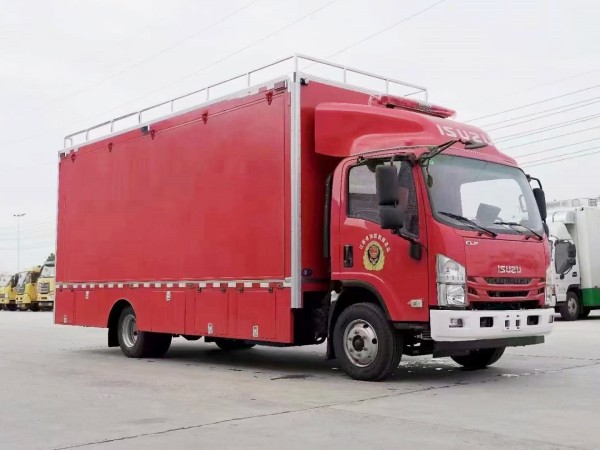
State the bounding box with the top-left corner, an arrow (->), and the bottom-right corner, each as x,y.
332,159 -> 429,322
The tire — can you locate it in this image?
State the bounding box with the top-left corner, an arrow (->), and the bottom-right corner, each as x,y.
333,302 -> 402,381
30,303 -> 40,312
580,308 -> 591,318
214,339 -> 256,351
117,306 -> 172,358
17,304 -> 28,312
451,347 -> 505,369
559,291 -> 581,321
6,304 -> 17,312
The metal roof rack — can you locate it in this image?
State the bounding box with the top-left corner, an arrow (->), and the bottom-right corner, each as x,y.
63,54 -> 428,150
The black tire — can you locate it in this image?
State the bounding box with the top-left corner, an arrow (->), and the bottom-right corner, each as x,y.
214,339 -> 256,351
6,304 -> 17,312
333,302 -> 402,381
117,306 -> 172,358
30,303 -> 40,312
559,291 -> 581,321
580,308 -> 591,318
17,304 -> 28,311
451,347 -> 505,369
150,333 -> 173,358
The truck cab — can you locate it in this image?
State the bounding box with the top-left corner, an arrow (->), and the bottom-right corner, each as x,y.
16,266 -> 41,311
548,206 -> 600,320
37,260 -> 56,311
1,273 -> 20,311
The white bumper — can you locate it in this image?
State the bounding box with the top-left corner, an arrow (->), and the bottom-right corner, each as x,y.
430,308 -> 554,342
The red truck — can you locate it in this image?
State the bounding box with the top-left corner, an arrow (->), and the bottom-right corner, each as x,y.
55,55 -> 554,381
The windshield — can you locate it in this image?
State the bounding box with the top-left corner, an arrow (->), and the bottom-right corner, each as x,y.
425,155 -> 543,236
40,264 -> 55,278
16,272 -> 28,288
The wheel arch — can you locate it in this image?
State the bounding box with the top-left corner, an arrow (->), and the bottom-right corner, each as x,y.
326,281 -> 390,360
107,299 -> 133,348
567,284 -> 581,297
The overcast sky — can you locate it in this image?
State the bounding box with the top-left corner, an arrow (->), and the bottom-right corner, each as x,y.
1,0 -> 599,274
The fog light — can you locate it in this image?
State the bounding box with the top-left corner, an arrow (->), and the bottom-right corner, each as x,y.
449,318 -> 464,328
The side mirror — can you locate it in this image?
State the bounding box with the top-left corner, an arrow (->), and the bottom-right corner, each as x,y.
380,205 -> 404,230
376,165 -> 399,206
533,187 -> 547,221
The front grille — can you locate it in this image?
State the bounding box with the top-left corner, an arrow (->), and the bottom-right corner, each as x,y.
487,290 -> 528,298
471,300 -> 539,310
38,282 -> 50,294
484,277 -> 532,285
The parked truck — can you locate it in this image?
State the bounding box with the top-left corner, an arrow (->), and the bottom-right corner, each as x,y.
547,203 -> 600,320
1,273 -> 20,311
16,266 -> 41,311
55,56 -> 554,381
37,259 -> 56,311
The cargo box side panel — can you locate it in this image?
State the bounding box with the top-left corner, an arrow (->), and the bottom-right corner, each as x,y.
577,209 -> 600,306
59,92 -> 288,282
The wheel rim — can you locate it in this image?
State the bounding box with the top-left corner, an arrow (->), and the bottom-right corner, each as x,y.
343,319 -> 379,368
121,314 -> 138,348
567,297 -> 578,316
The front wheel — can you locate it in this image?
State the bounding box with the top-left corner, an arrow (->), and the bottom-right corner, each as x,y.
117,306 -> 172,358
6,304 -> 17,312
333,302 -> 402,381
451,347 -> 505,369
559,291 -> 581,321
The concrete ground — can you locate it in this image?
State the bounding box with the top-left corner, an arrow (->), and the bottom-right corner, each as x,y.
0,312 -> 599,450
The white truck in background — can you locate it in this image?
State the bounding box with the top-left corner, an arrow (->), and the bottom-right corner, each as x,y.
547,199 -> 600,320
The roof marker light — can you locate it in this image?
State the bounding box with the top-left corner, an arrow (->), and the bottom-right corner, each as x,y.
369,95 -> 456,119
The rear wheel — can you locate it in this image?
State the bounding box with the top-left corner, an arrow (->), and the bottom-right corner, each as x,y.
30,303 -> 40,312
559,291 -> 581,321
214,339 -> 256,351
333,303 -> 402,381
451,347 -> 505,369
117,306 -> 172,358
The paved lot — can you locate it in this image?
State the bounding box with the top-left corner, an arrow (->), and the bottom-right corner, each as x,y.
0,311 -> 599,449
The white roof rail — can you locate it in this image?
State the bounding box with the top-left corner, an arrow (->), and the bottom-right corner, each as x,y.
63,54 -> 428,150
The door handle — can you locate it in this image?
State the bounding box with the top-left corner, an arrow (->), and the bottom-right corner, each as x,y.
344,244 -> 353,268
572,272 -> 578,277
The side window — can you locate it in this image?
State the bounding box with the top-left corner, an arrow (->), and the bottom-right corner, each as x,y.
348,165 -> 380,223
347,162 -> 419,236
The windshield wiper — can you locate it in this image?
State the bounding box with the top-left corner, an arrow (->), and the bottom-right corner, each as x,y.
494,221 -> 543,241
438,211 -> 497,238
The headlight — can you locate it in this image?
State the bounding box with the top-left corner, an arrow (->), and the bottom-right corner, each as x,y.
437,254 -> 467,307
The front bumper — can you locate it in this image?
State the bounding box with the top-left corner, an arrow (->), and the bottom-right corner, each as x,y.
430,308 -> 554,342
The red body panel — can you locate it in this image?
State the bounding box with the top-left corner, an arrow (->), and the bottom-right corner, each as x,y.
56,75 -> 547,343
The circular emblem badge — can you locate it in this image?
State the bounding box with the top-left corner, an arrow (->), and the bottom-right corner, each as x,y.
363,241 -> 385,271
